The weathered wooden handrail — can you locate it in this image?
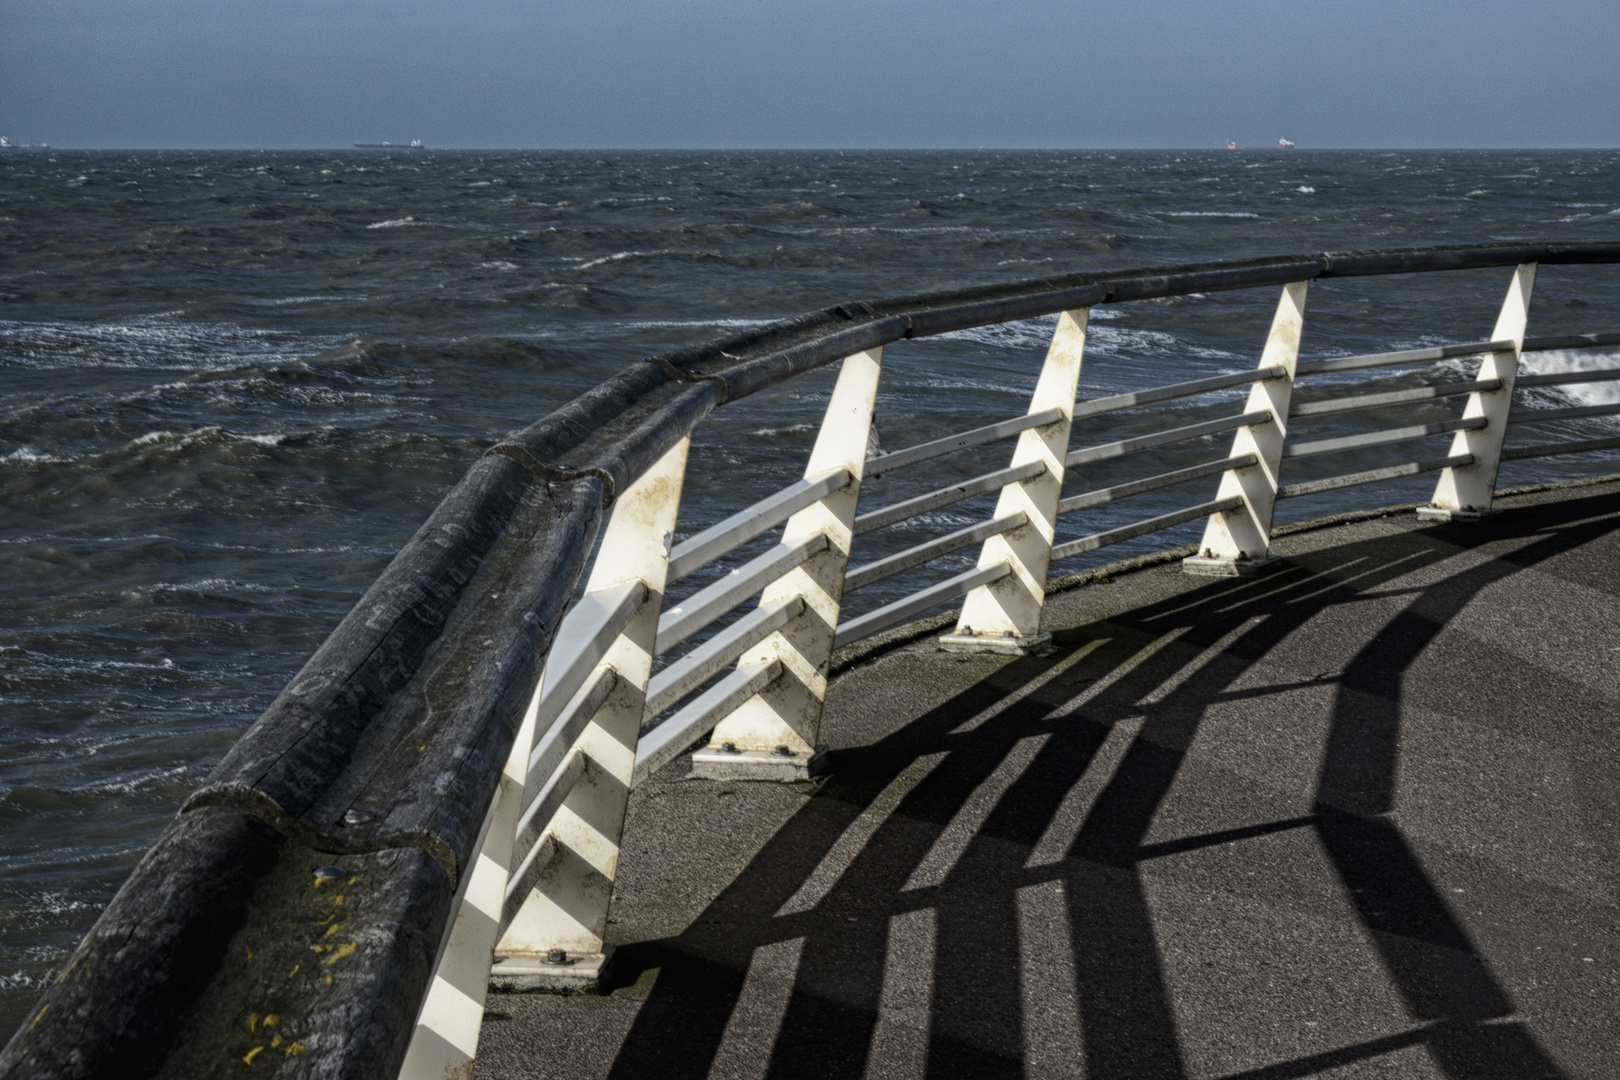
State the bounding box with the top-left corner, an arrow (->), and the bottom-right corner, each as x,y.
7,242 -> 1620,1080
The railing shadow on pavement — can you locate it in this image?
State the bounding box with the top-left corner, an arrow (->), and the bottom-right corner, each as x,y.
592,486 -> 1620,1080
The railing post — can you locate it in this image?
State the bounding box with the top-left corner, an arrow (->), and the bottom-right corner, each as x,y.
398,692 -> 535,1079
941,308 -> 1087,653
1419,263 -> 1537,520
490,436 -> 690,989
1184,280 -> 1309,577
691,347 -> 883,781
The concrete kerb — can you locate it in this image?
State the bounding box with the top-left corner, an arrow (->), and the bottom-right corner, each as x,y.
825,470 -> 1620,678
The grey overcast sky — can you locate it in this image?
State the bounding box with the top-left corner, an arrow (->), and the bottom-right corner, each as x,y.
3,0 -> 1617,149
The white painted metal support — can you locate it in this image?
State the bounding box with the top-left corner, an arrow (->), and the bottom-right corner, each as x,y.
492,436 -> 690,990
667,469 -> 851,583
836,560 -> 1012,650
634,659 -> 784,786
644,597 -> 804,717
1420,263 -> 1537,520
942,308 -> 1087,654
398,644 -> 539,1079
1184,281 -> 1309,578
692,347 -> 884,781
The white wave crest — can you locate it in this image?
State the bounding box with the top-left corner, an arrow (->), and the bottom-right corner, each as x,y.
936,315 -> 1059,350
130,427 -> 289,450
365,216 -> 424,229
748,422 -> 818,438
1167,211 -> 1261,219
0,315 -> 340,373
576,249 -> 689,270
1519,349 -> 1620,412
2,447 -> 71,465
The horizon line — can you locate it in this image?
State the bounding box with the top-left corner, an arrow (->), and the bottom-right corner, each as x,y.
9,144 -> 1620,153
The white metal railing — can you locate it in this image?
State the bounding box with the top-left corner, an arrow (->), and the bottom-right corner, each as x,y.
22,246 -> 1620,1080
384,260 -> 1620,1076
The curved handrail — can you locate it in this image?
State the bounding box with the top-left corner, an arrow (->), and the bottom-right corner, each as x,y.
6,242 -> 1620,1080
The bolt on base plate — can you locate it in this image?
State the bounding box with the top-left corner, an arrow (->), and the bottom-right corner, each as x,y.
1416,504 -> 1496,522
490,943 -> 615,993
690,745 -> 826,782
1181,554 -> 1281,578
938,630 -> 1051,655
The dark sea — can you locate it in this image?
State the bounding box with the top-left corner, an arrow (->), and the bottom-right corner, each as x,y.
2,149 -> 1618,1030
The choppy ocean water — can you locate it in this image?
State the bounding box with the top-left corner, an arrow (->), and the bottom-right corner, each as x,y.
2,149 -> 1617,1029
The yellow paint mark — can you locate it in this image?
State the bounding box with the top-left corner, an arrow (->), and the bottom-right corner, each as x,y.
313,876 -> 328,888
285,1043 -> 308,1057
271,1035 -> 283,1049
245,1013 -> 259,1033
245,945 -> 254,962
323,942 -> 357,967
418,745 -> 425,752
323,923 -> 341,938
321,975 -> 333,987
243,1046 -> 264,1065
287,964 -> 300,979
27,1004 -> 49,1032
263,1014 -> 279,1029
333,895 -> 345,907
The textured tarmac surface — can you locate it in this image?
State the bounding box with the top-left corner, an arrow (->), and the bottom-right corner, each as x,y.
475,478 -> 1620,1080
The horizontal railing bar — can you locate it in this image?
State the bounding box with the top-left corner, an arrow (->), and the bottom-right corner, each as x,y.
645,248 -> 1618,403
1283,416 -> 1486,459
1290,379 -> 1502,418
1050,496 -> 1243,562
1071,366 -> 1286,422
1521,331 -> 1620,352
1294,339 -> 1512,377
1057,453 -> 1257,515
531,580 -> 646,739
1506,402 -> 1620,425
1502,434 -> 1620,460
844,512 -> 1028,593
1276,453 -> 1475,500
644,597 -> 803,717
1516,367 -> 1620,389
504,749 -> 589,919
869,408 -> 1064,475
668,468 -> 850,584
524,663 -> 617,794
831,561 -> 1012,650
632,660 -> 783,787
1066,410 -> 1272,468
656,534 -> 827,655
855,460 -> 1045,536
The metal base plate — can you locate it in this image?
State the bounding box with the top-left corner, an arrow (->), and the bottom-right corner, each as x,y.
490,943 -> 614,993
1181,554 -> 1281,578
938,630 -> 1051,655
1416,505 -> 1496,522
690,746 -> 821,782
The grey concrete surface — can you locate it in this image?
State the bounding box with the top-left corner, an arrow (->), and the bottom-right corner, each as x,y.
475,477 -> 1620,1080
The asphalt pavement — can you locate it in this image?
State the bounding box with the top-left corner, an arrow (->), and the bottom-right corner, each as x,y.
475,476 -> 1620,1080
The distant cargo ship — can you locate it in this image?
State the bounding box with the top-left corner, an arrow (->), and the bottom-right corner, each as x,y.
0,137 -> 49,149
354,140 -> 424,149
